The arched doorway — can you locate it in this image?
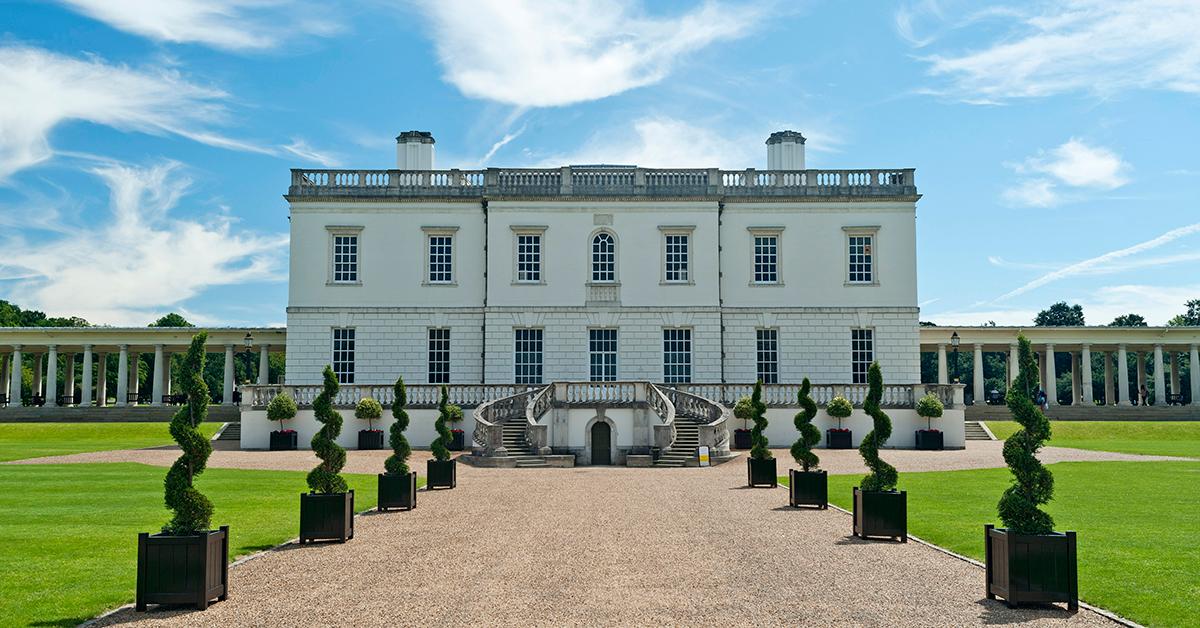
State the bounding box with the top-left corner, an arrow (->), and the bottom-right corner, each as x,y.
590,421 -> 612,465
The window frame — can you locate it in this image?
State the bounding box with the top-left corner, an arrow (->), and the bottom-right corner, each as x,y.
588,328 -> 618,382
662,327 -> 693,383
748,227 -> 784,286
331,327 -> 356,384
851,328 -> 874,384
755,328 -> 780,384
427,328 -> 451,384
514,327 -> 544,384
422,226 -> 458,286
659,226 -> 694,285
844,226 -> 880,286
511,226 -> 547,285
327,226 -> 363,286
588,230 -> 619,284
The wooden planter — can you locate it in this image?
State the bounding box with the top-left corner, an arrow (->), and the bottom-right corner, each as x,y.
985,525 -> 1078,611
826,429 -> 853,449
789,469 -> 828,509
449,429 -> 466,451
915,430 -> 944,451
853,487 -> 907,542
299,490 -> 354,544
378,472 -> 417,512
732,429 -> 752,450
136,526 -> 228,611
358,430 -> 385,450
269,430 -> 298,451
746,457 -> 777,488
427,459 -> 457,490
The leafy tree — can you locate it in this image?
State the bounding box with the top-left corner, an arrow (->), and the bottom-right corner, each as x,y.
384,377 -> 412,476
431,385 -> 453,461
858,362 -> 897,492
748,381 -> 771,460
733,395 -> 753,429
162,333 -> 213,534
790,378 -> 819,471
919,321 -> 938,327
999,335 -> 1055,535
916,393 -> 944,431
1167,299 -> 1200,326
307,366 -> 347,494
355,397 -> 383,431
1034,302 -> 1084,326
1109,313 -> 1147,327
826,395 -> 852,428
267,393 -> 297,431
150,313 -> 193,328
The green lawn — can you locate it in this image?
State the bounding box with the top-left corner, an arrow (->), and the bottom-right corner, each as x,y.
984,420 -> 1200,458
783,461 -> 1200,627
0,463 -> 418,627
0,422 -> 222,462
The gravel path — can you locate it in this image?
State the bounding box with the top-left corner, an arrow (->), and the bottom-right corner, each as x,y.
90,459 -> 1112,627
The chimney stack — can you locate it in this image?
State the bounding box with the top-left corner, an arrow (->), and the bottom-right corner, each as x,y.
766,130 -> 806,170
396,131 -> 435,170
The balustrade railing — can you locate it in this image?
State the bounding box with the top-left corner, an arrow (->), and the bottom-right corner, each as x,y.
472,387 -> 544,455
647,383 -> 676,451
240,383 -> 533,409
668,383 -> 953,408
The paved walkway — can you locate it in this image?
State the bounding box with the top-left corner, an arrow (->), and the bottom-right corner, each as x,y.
90,457 -> 1113,627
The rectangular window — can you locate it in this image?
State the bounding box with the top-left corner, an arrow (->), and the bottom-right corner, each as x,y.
851,329 -> 874,384
514,328 -> 544,384
427,328 -> 450,384
428,235 -> 453,283
848,234 -> 874,283
332,328 -> 355,384
662,328 -> 692,383
756,328 -> 779,384
332,234 -> 359,283
753,235 -> 779,284
516,233 -> 542,282
664,233 -> 690,282
589,329 -> 618,382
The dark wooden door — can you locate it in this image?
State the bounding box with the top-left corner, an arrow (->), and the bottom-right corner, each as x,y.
591,421 -> 611,465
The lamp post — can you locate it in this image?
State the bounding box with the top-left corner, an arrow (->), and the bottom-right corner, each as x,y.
950,332 -> 961,384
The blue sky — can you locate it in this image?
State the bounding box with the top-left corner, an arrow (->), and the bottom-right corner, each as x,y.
1,0 -> 1197,327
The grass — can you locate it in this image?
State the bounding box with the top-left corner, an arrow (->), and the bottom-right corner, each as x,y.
984,420 -> 1200,458
0,422 -> 222,462
783,460 -> 1200,627
0,462 -> 421,627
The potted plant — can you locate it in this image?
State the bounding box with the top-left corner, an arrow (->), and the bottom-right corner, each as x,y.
267,392 -> 298,451
915,392 -> 944,450
378,376 -> 417,511
825,395 -> 853,449
732,395 -> 753,449
136,332 -> 228,612
299,366 -> 354,544
356,397 -> 385,450
427,385 -> 457,489
746,381 -> 776,487
986,335 -> 1078,611
447,402 -> 466,450
852,362 -> 906,542
789,378 -> 827,508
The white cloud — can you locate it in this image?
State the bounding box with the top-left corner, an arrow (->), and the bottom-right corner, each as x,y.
415,0 -> 762,107
538,117 -> 757,168
926,284 -> 1200,327
1003,138 -> 1129,207
56,0 -> 342,51
1001,178 -> 1059,207
281,139 -> 342,167
0,161 -> 287,325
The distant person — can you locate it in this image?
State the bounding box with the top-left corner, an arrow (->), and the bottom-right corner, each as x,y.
1139,384 -> 1150,406
1036,388 -> 1047,410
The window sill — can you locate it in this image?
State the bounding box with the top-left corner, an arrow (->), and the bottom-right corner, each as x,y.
844,281 -> 879,287
422,281 -> 458,287
585,281 -> 621,287
660,280 -> 694,286
749,281 -> 785,287
326,281 -> 362,287
512,281 -> 547,286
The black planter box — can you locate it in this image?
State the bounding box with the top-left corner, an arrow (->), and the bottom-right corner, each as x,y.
427,459 -> 457,490
915,430 -> 944,451
358,430 -> 385,450
299,490 -> 354,544
746,457 -> 777,488
269,430 -> 298,451
136,526 -> 228,611
853,487 -> 907,542
789,469 -> 828,509
378,472 -> 417,511
732,429 -> 752,450
826,429 -> 853,449
449,429 -> 466,451
985,525 -> 1078,611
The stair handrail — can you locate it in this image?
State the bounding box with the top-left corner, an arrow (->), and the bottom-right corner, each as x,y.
524,384 -> 555,454
471,386 -> 543,457
658,386 -> 731,455
647,383 -> 677,452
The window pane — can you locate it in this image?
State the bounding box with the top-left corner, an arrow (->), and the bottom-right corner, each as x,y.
333,235 -> 358,283
428,235 -> 453,283
756,328 -> 779,384
848,235 -> 873,283
591,232 -> 615,283
851,328 -> 874,384
428,328 -> 450,384
753,235 -> 778,284
664,234 -> 689,282
662,328 -> 692,383
514,328 -> 544,384
332,328 -> 355,384
517,234 -> 541,282
589,328 -> 618,382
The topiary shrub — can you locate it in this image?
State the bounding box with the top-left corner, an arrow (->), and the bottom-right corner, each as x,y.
999,335 -> 1055,535
163,332 -> 214,535
734,395 -> 753,429
749,381 -> 771,460
267,392 -> 297,432
859,362 -> 898,492
916,393 -> 944,431
826,395 -> 853,429
431,385 -> 452,462
355,397 -> 383,431
790,378 -> 820,471
384,377 -> 412,476
307,366 -> 347,494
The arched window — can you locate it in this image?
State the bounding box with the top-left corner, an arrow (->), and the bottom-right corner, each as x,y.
591,232 -> 616,282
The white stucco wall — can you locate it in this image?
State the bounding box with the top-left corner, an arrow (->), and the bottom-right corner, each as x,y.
241,408 -> 471,451
743,407 -> 965,450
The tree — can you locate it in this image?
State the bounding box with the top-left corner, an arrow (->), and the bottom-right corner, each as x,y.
431,385 -> 453,461
826,395 -> 852,428
1109,313 -> 1147,327
384,377 -> 412,476
267,392 -> 297,431
1167,299 -> 1200,326
858,362 -> 897,492
998,335 -> 1055,535
162,333 -> 214,534
307,366 -> 347,494
355,397 -> 383,431
790,378 -> 819,471
149,313 -> 192,328
1034,302 -> 1084,327
748,381 -> 771,461
916,393 -> 944,431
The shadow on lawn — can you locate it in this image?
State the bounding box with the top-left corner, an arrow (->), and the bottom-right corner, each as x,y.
31,616 -> 94,627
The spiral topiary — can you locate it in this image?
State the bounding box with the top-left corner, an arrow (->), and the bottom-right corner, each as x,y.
916,393 -> 944,431
431,385 -> 452,462
790,378 -> 820,471
306,366 -> 347,494
355,397 -> 383,431
999,335 -> 1055,535
384,377 -> 412,476
749,381 -> 771,460
858,362 -> 898,492
267,392 -> 297,431
162,332 -> 214,535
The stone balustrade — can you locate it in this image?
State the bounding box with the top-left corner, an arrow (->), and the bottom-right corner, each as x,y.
668,383 -> 962,409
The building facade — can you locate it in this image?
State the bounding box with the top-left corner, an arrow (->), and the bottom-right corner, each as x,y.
284,130 -> 922,386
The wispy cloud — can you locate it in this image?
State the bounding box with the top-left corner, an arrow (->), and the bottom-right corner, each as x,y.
281,139 -> 342,167
1002,138 -> 1128,207
927,283 -> 1200,326
538,116 -> 757,168
477,125 -> 527,166
414,0 -> 763,107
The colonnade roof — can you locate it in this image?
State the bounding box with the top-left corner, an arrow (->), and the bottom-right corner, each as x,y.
0,327 -> 286,353
919,326 -> 1200,352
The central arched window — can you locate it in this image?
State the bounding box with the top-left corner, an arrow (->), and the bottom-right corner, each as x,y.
591,232 -> 616,282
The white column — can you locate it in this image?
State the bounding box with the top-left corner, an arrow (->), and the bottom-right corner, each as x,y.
1067,352 -> 1078,404
258,345 -> 270,385
165,353 -> 172,396
1153,345 -> 1166,406
937,344 -> 948,384
1136,352 -> 1147,403
1103,351 -> 1114,406
116,345 -> 129,407
1190,344 -> 1200,405
151,344 -> 164,407
223,344 -> 235,405
32,353 -> 43,398
972,344 -> 984,404
1081,344 -> 1093,405
0,355 -> 8,403
45,346 -> 58,406
129,352 -> 140,404
1171,352 -> 1182,400
1044,344 -> 1057,405
81,346 -> 94,406
1009,343 -> 1019,383
97,353 -> 108,407
64,353 -> 75,404
9,346 -> 21,403
1118,345 -> 1130,406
